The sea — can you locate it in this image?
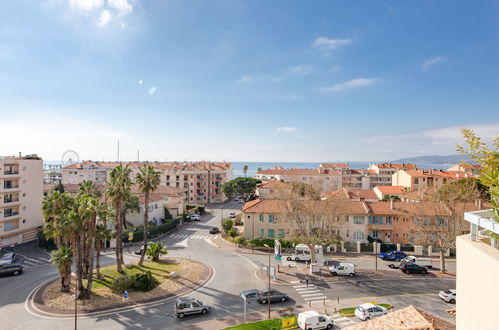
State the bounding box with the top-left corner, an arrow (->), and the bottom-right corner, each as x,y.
44,160 -> 456,178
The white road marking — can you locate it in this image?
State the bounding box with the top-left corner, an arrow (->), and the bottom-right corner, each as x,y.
301,292 -> 324,297
304,296 -> 328,301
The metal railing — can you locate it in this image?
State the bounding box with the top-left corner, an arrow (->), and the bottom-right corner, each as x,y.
464,209 -> 498,249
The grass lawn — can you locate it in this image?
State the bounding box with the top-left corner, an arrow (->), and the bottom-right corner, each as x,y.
223,315 -> 297,330
339,304 -> 393,317
86,260 -> 181,291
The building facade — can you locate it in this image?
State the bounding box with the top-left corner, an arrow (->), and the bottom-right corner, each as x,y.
0,155 -> 43,248
392,169 -> 473,191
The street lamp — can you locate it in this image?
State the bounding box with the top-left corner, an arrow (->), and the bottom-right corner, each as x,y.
264,243 -> 271,319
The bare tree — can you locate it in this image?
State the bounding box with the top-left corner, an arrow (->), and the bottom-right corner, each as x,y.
410,179 -> 483,273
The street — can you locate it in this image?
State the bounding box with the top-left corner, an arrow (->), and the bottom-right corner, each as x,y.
0,201 -> 456,329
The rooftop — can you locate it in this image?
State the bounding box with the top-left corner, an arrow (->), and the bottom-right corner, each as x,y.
465,209 -> 499,249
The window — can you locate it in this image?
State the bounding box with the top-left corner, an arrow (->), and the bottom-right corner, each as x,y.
269,214 -> 274,223
353,216 -> 365,224
4,220 -> 19,231
379,216 -> 383,224
437,217 -> 445,226
260,229 -> 264,236
279,229 -> 285,238
259,214 -> 264,222
385,216 -> 392,225
353,231 -> 365,240
268,229 -> 275,238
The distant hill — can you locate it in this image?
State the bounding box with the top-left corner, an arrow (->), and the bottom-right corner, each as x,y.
391,154 -> 471,165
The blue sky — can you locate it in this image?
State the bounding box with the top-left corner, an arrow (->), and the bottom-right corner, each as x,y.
1,0 -> 498,162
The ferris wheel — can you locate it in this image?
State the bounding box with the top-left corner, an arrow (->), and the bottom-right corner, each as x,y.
61,150 -> 80,167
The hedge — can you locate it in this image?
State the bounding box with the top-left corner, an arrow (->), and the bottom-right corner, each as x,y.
248,237 -> 296,249
122,218 -> 180,243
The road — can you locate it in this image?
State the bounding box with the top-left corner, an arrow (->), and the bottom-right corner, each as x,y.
0,200 -> 456,329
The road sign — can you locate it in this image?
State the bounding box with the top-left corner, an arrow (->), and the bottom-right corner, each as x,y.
128,232 -> 133,241
274,253 -> 282,261
282,316 -> 295,328
123,290 -> 129,299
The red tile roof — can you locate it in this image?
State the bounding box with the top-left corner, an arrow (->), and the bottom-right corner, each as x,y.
403,169 -> 474,179
348,189 -> 378,200
374,186 -> 405,194
320,163 -> 350,168
374,163 -> 417,169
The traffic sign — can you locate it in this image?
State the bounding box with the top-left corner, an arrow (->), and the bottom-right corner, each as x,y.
123,290 -> 129,299
274,253 -> 282,261
128,232 -> 133,241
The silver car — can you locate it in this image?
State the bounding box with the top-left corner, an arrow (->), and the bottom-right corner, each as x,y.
174,297 -> 209,318
0,253 -> 17,265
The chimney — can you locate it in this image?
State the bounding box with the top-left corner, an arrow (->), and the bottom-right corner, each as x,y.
390,198 -> 394,210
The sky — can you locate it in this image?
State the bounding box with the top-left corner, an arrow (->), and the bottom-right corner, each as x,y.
0,0 -> 498,162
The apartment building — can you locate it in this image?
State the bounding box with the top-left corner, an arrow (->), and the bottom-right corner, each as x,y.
368,163 -> 416,186
126,193 -> 165,226
0,155 -> 43,248
457,209 -> 499,330
447,163 -> 481,175
392,169 -> 473,191
62,161 -> 232,204
256,180 -> 292,199
373,185 -> 405,200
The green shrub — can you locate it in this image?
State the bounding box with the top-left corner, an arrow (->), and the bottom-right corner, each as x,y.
248,237 -> 296,248
228,228 -> 239,238
146,242 -> 168,261
131,271 -> 159,291
122,218 -> 179,242
221,218 -> 234,232
37,226 -> 56,251
111,275 -> 134,293
234,236 -> 246,245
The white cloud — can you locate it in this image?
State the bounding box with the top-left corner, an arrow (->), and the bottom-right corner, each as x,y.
236,76 -> 254,84
108,0 -> 133,16
319,78 -> 380,93
289,65 -> 314,75
138,80 -> 143,85
365,123 -> 499,143
422,56 -> 446,70
97,9 -> 112,28
275,127 -> 297,133
69,0 -> 103,11
311,37 -> 352,50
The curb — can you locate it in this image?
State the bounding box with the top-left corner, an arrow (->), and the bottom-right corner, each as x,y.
27,258 -> 213,318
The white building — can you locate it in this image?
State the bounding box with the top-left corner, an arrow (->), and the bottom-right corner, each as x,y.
0,155 -> 43,248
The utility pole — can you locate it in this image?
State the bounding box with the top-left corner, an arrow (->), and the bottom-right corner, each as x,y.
74,275 -> 78,330
374,242 -> 378,271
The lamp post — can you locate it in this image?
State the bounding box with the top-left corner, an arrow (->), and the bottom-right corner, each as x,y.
74,273 -> 78,330
264,244 -> 271,319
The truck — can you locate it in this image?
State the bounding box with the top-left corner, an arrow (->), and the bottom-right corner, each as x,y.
388,256 -> 432,269
286,244 -> 323,262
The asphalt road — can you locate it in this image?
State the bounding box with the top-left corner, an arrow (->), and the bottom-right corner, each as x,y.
0,201 -> 456,329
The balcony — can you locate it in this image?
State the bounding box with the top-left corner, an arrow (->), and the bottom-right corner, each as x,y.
3,210 -> 20,219
465,209 -> 499,249
3,170 -> 20,176
3,196 -> 20,205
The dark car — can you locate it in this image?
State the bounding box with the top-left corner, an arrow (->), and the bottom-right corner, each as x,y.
0,264 -> 23,276
209,227 -> 220,234
134,245 -> 145,255
0,252 -> 17,265
379,251 -> 407,261
257,290 -> 289,304
400,263 -> 428,274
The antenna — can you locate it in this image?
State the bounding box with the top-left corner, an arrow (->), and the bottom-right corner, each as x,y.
137,150 -> 140,162
117,140 -> 120,162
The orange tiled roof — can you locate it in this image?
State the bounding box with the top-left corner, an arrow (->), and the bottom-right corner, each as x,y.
138,193 -> 163,204
374,163 -> 417,170
348,189 -> 378,200
375,186 -> 405,194
63,161 -> 232,172
257,180 -> 292,189
320,163 -> 350,168
257,169 -> 285,175
404,169 -> 474,179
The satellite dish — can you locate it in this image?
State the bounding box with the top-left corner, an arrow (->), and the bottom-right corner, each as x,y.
62,150 -> 80,167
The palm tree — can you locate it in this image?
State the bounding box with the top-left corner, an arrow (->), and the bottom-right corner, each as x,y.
95,225 -> 112,280
243,165 -> 248,177
42,191 -> 73,247
79,180 -> 102,198
50,246 -> 73,292
135,164 -> 161,266
106,164 -> 133,273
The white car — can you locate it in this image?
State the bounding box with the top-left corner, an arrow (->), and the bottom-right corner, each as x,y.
439,289 -> 456,303
297,311 -> 333,330
355,303 -> 389,321
229,212 -> 236,218
190,214 -> 200,221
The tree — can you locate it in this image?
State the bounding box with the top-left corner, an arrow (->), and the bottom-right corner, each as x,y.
257,167 -> 263,173
54,182 -> 65,193
410,179 -> 483,273
243,165 -> 249,177
146,242 -> 168,261
381,195 -> 401,202
95,225 -> 112,280
221,177 -> 261,201
221,218 -> 234,232
280,197 -> 346,264
50,246 -> 73,292
291,182 -> 321,200
135,164 -> 161,267
106,164 -> 133,273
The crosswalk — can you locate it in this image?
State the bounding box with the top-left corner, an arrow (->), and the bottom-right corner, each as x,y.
168,234 -> 218,240
331,313 -> 359,329
292,283 -> 329,303
19,255 -> 51,268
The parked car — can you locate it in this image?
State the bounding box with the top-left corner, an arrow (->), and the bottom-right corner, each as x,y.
401,256 -> 432,268
400,263 -> 428,274
240,289 -> 263,302
379,251 -> 407,261
257,289 -> 289,304
329,263 -> 355,277
298,310 -> 333,330
0,264 -> 23,276
134,245 -> 145,255
190,214 -> 201,221
439,289 -> 456,303
355,303 -> 389,321
0,253 -> 17,265
209,227 -> 220,234
174,297 -> 210,318
229,212 -> 236,218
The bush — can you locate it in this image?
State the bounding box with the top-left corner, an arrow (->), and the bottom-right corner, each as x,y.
122,218 -> 179,242
221,218 -> 234,232
111,275 -> 134,293
234,236 -> 246,245
196,205 -> 205,215
228,228 -> 239,238
146,242 -> 168,261
248,237 -> 296,248
37,226 -> 56,251
131,271 -> 159,291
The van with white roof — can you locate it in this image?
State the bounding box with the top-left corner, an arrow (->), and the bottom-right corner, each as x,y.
297,311 -> 333,330
328,262 -> 355,277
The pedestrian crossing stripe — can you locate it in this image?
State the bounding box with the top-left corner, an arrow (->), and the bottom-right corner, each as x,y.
301,292 -> 325,297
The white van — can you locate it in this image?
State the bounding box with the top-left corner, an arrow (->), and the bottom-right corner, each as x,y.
297,311 -> 333,330
401,256 -> 432,268
287,244 -> 323,262
328,263 -> 355,277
